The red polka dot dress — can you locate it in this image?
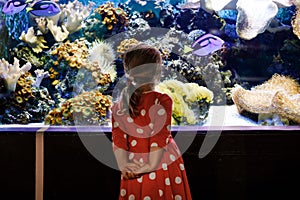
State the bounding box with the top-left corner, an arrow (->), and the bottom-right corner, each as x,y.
112,91 -> 192,200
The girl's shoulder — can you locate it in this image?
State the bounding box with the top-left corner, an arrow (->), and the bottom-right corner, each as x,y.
143,91 -> 172,104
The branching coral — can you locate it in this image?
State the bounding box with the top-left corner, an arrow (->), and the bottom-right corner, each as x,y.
232,74 -> 300,124
34,0 -> 95,42
47,19 -> 69,42
156,79 -> 213,125
19,27 -> 48,53
94,2 -> 128,31
56,0 -> 95,34
0,57 -> 31,92
44,90 -> 112,125
34,69 -> 49,88
51,39 -> 89,69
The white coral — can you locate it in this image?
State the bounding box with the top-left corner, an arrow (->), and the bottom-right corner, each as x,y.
182,0 -> 294,40
34,69 -> 49,88
47,19 -> 69,42
0,58 -> 32,92
19,27 -> 48,53
49,0 -> 95,34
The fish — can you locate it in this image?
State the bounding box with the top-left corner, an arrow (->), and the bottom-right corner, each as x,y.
26,0 -> 60,17
2,0 -> 31,15
184,33 -> 224,56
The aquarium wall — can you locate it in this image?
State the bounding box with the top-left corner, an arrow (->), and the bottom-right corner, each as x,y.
0,0 -> 299,126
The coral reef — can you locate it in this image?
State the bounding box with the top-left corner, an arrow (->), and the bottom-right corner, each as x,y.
156,79 -> 213,125
12,46 -> 47,67
46,19 -> 69,42
0,57 -> 31,92
232,74 -> 300,124
44,90 -> 112,125
34,69 -> 49,88
0,0 -> 299,125
94,2 -> 128,32
51,39 -> 89,69
0,72 -> 54,124
19,27 -> 48,53
33,0 -> 95,42
116,38 -> 140,57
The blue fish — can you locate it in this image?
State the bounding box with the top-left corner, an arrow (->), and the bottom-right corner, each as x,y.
26,0 -> 60,17
2,0 -> 30,15
187,33 -> 224,56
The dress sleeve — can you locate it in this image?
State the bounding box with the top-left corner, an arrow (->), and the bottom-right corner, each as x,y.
111,107 -> 129,152
149,93 -> 173,149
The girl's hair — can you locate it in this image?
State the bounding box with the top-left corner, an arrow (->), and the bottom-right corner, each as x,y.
121,43 -> 162,118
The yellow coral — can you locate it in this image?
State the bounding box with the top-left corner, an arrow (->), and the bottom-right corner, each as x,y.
14,72 -> 34,105
232,74 -> 300,124
51,39 -> 89,69
94,2 -> 128,31
19,27 -> 48,53
117,38 -> 140,57
156,79 -> 213,125
45,91 -> 112,125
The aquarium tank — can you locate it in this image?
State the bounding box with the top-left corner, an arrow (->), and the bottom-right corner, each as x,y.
0,0 -> 299,126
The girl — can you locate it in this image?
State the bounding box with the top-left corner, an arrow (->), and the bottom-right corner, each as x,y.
111,43 -> 192,200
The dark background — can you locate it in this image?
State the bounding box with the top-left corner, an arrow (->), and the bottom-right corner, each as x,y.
0,127 -> 300,200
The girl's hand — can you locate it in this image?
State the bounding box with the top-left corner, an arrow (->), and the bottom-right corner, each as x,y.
121,162 -> 141,180
132,159 -> 151,175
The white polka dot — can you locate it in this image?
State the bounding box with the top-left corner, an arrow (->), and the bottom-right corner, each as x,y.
116,109 -> 124,116
165,178 -> 170,185
113,122 -> 119,128
167,125 -> 171,131
150,131 -> 154,135
175,195 -> 182,200
148,123 -> 154,129
151,142 -> 158,147
170,154 -> 176,161
136,128 -> 143,134
129,194 -> 135,200
179,163 -> 185,171
127,117 -> 133,123
159,189 -> 163,197
131,140 -> 137,147
129,153 -> 134,160
162,163 -> 168,170
144,196 -> 151,200
155,98 -> 159,104
149,172 -> 156,180
157,108 -> 166,115
120,189 -> 126,197
166,138 -> 169,144
175,177 -> 182,184
141,109 -> 146,116
137,176 -> 143,183
124,134 -> 127,139
139,158 -> 144,163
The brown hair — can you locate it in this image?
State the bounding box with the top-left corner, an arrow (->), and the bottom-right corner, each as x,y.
122,43 -> 162,118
